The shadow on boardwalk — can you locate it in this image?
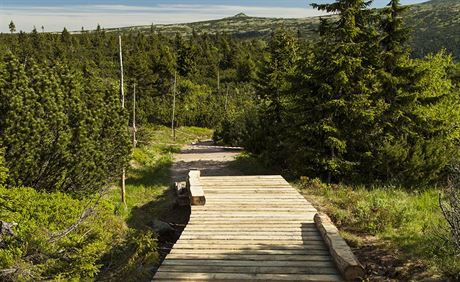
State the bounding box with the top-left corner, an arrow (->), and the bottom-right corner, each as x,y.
153,172 -> 344,281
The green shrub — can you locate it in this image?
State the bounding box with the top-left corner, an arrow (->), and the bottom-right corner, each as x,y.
213,105 -> 263,149
0,54 -> 131,195
0,186 -> 128,281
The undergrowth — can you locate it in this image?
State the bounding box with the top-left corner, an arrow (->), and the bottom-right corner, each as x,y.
297,177 -> 460,280
0,125 -> 212,281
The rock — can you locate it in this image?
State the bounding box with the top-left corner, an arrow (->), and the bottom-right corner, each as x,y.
151,219 -> 175,237
175,182 -> 188,196
0,221 -> 17,237
0,221 -> 18,249
174,181 -> 190,206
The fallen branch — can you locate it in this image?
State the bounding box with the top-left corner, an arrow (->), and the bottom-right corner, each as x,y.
0,268 -> 17,276
439,184 -> 460,250
47,190 -> 104,243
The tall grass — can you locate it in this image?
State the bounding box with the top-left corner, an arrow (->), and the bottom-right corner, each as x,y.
297,178 -> 460,279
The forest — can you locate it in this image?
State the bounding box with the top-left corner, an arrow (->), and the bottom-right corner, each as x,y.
0,0 -> 459,280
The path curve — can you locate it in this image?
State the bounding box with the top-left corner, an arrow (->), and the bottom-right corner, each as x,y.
170,140 -> 244,183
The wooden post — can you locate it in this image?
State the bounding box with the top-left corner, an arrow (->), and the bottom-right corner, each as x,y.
217,69 -> 220,95
133,83 -> 137,148
119,35 -> 125,108
119,35 -> 126,207
225,85 -> 229,111
171,71 -> 177,141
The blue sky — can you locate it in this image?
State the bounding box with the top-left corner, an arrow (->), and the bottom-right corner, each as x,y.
0,0 -> 429,32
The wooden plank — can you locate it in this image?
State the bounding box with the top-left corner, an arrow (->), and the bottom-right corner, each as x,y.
204,199 -> 306,202
157,265 -> 338,275
204,195 -> 302,197
200,176 -> 284,180
185,223 -> 315,226
189,216 -> 316,220
183,226 -> 319,231
169,249 -> 330,255
203,200 -> 306,203
182,229 -> 318,233
190,209 -> 316,213
187,220 -> 315,224
202,184 -> 292,187
201,181 -> 288,183
190,211 -> 316,215
203,197 -> 307,200
201,179 -> 289,182
191,205 -> 312,208
202,183 -> 291,187
180,232 -> 321,238
204,190 -> 299,194
199,206 -> 314,209
204,197 -> 306,200
174,239 -> 324,245
172,243 -> 328,251
200,181 -> 290,184
200,175 -> 284,178
165,253 -> 332,261
188,218 -> 314,220
178,235 -> 323,240
202,187 -> 295,190
161,259 -> 336,268
154,272 -> 343,281
202,185 -> 292,188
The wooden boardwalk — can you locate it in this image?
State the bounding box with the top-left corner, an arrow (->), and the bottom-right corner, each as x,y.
154,175 -> 344,281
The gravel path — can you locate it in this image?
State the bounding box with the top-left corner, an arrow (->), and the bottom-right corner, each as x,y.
170,140 -> 243,183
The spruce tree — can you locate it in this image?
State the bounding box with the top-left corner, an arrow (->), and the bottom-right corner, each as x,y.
293,0 -> 383,181
0,54 -> 131,194
255,29 -> 299,164
8,21 -> 15,34
370,0 -> 458,184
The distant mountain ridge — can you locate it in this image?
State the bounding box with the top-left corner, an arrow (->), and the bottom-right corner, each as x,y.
232,13 -> 249,18
106,0 -> 459,59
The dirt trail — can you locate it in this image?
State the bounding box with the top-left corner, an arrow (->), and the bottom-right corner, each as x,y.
170,140 -> 243,182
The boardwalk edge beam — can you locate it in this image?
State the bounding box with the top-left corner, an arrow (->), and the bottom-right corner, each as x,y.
187,170 -> 206,206
314,213 -> 364,281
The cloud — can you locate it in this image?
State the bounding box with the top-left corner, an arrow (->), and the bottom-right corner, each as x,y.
0,4 -> 329,32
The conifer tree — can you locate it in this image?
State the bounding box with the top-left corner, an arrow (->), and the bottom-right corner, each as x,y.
293,0 -> 383,181
8,20 -> 15,33
0,54 -> 131,194
255,29 -> 299,163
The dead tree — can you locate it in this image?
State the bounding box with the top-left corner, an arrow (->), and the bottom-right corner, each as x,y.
440,172 -> 460,251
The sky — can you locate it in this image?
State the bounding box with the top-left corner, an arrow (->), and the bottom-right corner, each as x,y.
0,0 -> 429,33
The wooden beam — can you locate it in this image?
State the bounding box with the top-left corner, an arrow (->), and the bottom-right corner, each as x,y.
187,170 -> 206,205
314,213 -> 364,281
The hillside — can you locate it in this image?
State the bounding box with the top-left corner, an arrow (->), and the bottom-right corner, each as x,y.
109,0 -> 459,59
111,13 -> 324,41
406,0 -> 460,58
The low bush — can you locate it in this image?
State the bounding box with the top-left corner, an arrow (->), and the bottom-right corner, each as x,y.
0,186 -> 134,281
